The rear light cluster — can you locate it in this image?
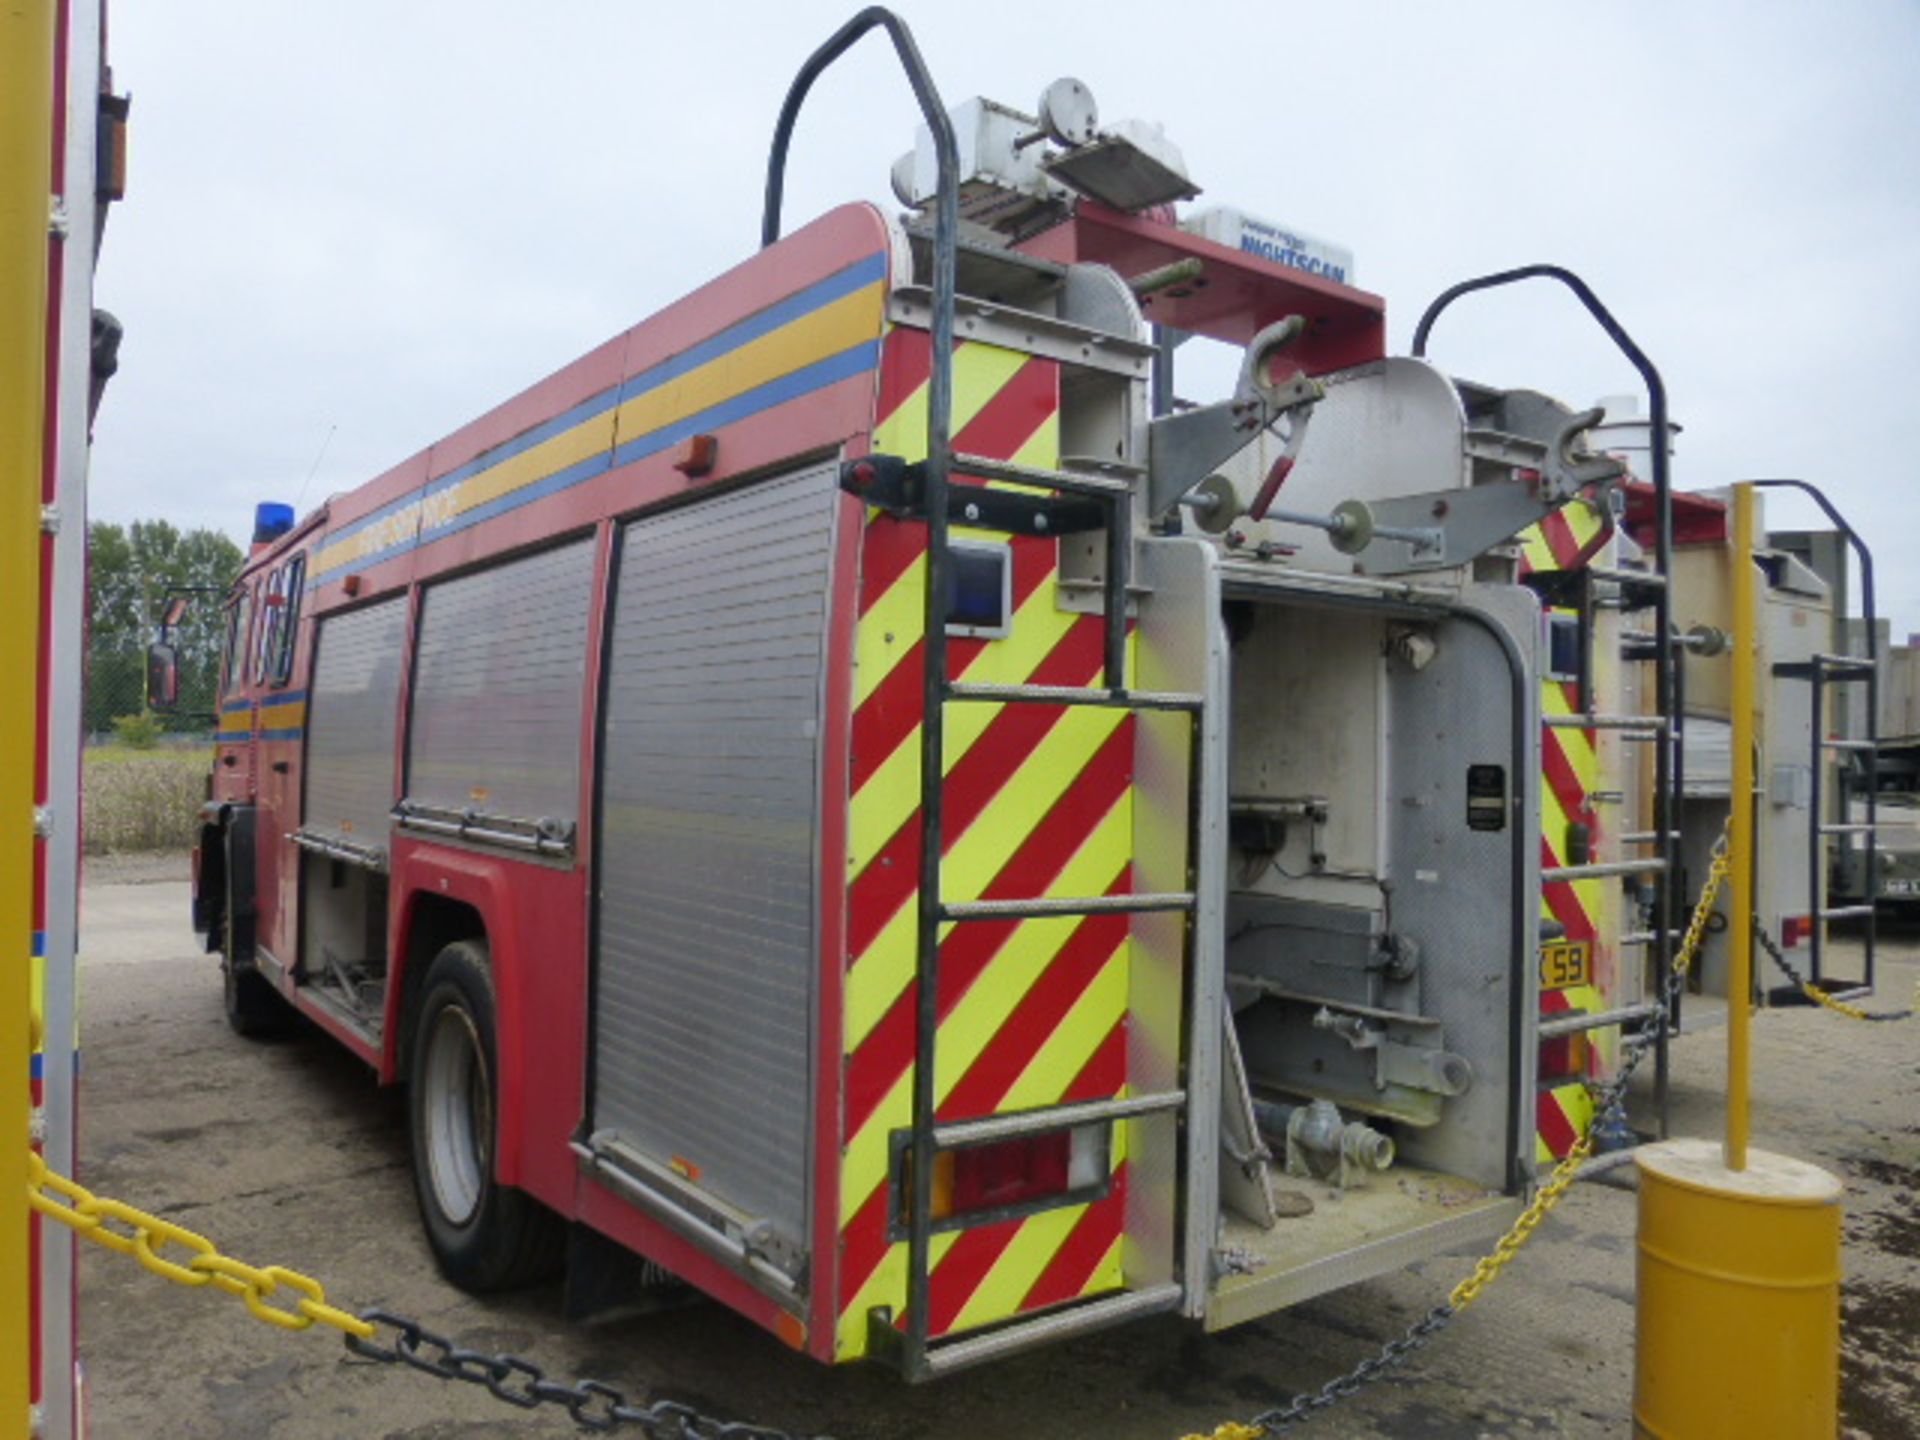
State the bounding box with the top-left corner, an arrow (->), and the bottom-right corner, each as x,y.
908,1123 -> 1111,1229
1779,914 -> 1812,948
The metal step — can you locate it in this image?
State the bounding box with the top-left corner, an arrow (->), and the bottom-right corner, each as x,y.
919,1283 -> 1183,1377
1539,1002 -> 1662,1040
952,451 -> 1135,499
946,681 -> 1202,712
940,892 -> 1195,922
1775,654 -> 1875,680
1543,858 -> 1667,884
1544,713 -> 1668,734
931,1091 -> 1186,1149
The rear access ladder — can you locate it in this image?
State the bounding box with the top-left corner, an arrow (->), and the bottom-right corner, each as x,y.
1414,268 -> 1687,1139
1753,479 -> 1880,1002
766,9 -> 1193,1378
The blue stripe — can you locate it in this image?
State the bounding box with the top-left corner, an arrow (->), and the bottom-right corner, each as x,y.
420,253 -> 886,501
258,727 -> 306,742
264,687 -> 308,704
30,1053 -> 42,1082
611,339 -> 878,470
31,930 -> 44,958
427,339 -> 879,544
312,252 -> 888,574
220,697 -> 254,714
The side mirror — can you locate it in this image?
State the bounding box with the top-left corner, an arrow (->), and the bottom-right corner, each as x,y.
146,640 -> 180,712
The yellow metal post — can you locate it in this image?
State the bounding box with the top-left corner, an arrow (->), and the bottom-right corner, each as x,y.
1632,481 -> 1841,1437
1726,481 -> 1756,1171
1,2 -> 56,1433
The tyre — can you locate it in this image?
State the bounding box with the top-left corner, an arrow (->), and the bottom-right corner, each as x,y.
221,885 -> 292,1039
408,939 -> 563,1292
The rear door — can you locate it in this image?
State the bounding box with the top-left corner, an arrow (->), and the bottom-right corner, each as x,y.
587,464 -> 840,1288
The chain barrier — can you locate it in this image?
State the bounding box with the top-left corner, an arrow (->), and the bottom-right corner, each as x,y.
1752,917 -> 1914,1022
1182,821 -> 1736,1440
38,816 -> 1898,1439
26,1151 -> 826,1438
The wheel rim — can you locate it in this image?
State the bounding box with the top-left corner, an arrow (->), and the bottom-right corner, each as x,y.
422,1003 -> 490,1227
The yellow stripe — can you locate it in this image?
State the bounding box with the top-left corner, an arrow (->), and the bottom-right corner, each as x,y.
1007,411 -> 1058,470
947,1114 -> 1129,1331
996,946 -> 1128,1114
848,557 -> 1081,839
841,799 -> 1132,1205
950,1203 -> 1086,1332
609,284 -> 882,457
871,342 -> 1030,463
1541,1080 -> 1596,1161
1077,1233 -> 1123,1299
259,700 -> 305,729
852,552 -> 927,711
445,410 -> 618,524
845,708 -> 1127,1051
1518,523 -> 1554,573
317,282 -> 885,578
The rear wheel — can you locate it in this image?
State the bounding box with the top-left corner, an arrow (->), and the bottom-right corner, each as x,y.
408,939 -> 563,1291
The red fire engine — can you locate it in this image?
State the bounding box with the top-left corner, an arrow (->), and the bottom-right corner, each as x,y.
157,11 -> 1660,1378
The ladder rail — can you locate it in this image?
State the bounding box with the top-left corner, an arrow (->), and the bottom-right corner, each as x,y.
763,5 -> 961,1375
1748,480 -> 1878,997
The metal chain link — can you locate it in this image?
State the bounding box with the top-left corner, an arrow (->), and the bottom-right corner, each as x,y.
27,1151 -> 827,1438
1752,916 -> 1913,1022
41,818 -> 1842,1440
344,1311 -> 825,1438
1184,821 -> 1736,1440
27,1150 -> 375,1338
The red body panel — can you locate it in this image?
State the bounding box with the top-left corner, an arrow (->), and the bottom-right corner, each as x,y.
207,202 -> 900,1356
1018,201 -> 1386,371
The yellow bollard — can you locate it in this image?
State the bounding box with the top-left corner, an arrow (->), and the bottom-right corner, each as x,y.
1633,484 -> 1841,1437
1633,1139 -> 1841,1437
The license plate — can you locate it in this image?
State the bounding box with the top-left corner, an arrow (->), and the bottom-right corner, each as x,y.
1886,878 -> 1920,896
1540,940 -> 1592,990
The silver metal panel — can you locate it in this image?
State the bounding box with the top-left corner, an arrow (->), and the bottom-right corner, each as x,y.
1205,1188 -> 1520,1330
408,539 -> 595,825
1132,536 -> 1225,1315
1218,358 -> 1471,577
592,466 -> 839,1262
1682,717 -> 1732,797
304,597 -> 409,849
1386,585 -> 1540,1189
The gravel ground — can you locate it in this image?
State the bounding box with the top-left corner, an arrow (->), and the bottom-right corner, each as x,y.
64,878 -> 1918,1439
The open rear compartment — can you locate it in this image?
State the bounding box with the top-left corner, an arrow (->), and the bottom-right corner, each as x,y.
1191,570 -> 1540,1328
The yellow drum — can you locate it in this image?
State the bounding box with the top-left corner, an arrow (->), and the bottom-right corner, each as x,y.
1634,1138 -> 1842,1438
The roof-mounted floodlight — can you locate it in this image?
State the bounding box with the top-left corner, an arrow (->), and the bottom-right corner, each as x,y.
894,77 -> 1198,238
1041,117 -> 1199,212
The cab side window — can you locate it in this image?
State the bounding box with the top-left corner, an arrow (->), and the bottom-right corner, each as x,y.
258,555 -> 306,688
221,589 -> 254,698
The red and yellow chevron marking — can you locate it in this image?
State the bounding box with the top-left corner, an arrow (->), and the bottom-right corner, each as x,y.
836,329 -> 1137,1358
1523,502 -> 1629,1161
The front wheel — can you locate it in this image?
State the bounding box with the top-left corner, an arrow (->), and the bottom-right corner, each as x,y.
221,882 -> 292,1039
407,939 -> 563,1292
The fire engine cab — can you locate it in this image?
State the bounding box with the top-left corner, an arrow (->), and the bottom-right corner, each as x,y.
159,13 -> 1646,1379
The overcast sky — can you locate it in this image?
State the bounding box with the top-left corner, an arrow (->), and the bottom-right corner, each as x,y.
92,1 -> 1919,635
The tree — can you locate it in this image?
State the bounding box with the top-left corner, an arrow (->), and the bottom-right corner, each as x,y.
87,520 -> 244,735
